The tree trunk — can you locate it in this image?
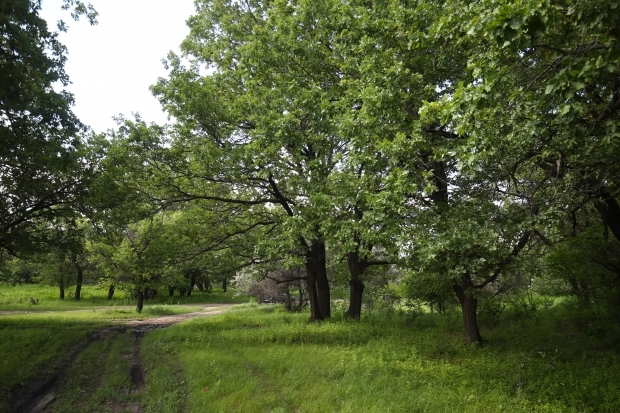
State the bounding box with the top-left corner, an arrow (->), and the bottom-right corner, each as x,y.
136,289 -> 144,313
72,253 -> 83,301
222,277 -> 227,292
347,278 -> 365,319
107,285 -> 115,300
315,241 -> 331,319
168,286 -> 175,297
298,281 -> 306,311
345,251 -> 367,319
453,279 -> 482,345
59,275 -> 65,300
187,273 -> 196,297
305,244 -> 323,322
285,285 -> 292,312
595,191 -> 620,244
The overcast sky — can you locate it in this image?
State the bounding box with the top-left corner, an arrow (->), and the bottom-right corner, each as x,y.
40,0 -> 196,133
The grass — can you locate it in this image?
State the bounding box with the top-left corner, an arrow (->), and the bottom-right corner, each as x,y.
3,284 -> 620,412
0,282 -> 250,311
49,331 -> 141,413
0,315 -> 97,413
140,303 -> 620,413
0,283 -> 250,413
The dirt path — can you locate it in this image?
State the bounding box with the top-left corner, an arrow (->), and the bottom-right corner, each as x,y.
9,303 -> 236,413
0,302 -> 232,316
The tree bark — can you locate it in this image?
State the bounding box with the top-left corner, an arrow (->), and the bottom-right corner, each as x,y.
59,274 -> 65,300
187,272 -> 197,297
136,289 -> 144,313
595,191 -> 620,244
168,286 -> 175,297
72,253 -> 83,301
305,243 -> 323,322
315,240 -> 331,319
347,278 -> 365,319
345,251 -> 366,319
222,277 -> 227,292
107,285 -> 115,300
285,285 -> 292,311
297,280 -> 306,311
453,278 -> 482,345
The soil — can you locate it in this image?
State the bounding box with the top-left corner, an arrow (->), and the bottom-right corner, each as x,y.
7,303 -> 235,413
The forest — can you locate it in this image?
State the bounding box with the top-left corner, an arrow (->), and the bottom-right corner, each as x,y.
1,0 -> 620,411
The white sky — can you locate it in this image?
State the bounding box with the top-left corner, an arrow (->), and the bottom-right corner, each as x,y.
40,0 -> 196,133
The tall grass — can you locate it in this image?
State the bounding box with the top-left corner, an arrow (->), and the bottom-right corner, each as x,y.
141,303 -> 620,413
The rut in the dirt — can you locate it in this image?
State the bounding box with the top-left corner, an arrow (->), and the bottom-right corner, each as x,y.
8,304 -> 233,413
9,326 -> 125,413
112,327 -> 150,413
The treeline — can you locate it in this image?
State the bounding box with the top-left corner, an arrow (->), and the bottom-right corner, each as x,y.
1,0 -> 620,344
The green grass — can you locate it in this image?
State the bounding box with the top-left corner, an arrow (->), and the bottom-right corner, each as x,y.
140,303 -> 620,413
49,332 -> 139,413
0,283 -> 250,311
141,338 -> 189,413
0,316 -> 98,413
4,285 -> 619,412
0,283 -> 249,413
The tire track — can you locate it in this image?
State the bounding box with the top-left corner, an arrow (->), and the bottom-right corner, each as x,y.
8,304 -> 235,413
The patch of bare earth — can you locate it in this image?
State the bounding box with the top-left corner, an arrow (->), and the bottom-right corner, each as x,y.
8,304 -> 235,413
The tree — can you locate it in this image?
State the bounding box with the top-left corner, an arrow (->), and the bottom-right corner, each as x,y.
150,0 -> 362,321
411,0 -> 620,343
44,217 -> 88,300
101,126 -> 269,295
0,0 -> 97,256
423,0 -> 620,241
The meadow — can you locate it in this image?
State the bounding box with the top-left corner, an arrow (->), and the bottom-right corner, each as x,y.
140,303 -> 620,413
2,284 -> 620,412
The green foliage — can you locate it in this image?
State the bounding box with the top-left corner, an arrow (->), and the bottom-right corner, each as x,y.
547,225 -> 620,314
0,0 -> 98,256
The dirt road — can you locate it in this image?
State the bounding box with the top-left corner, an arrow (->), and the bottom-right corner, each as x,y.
9,303 -> 236,413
